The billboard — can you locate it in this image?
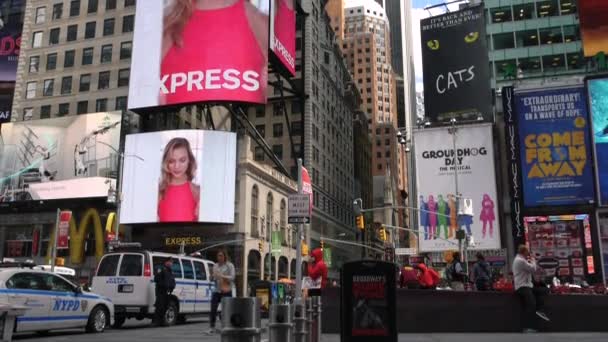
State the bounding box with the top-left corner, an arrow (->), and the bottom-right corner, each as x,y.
128,0 -> 269,110
120,130 -> 236,224
420,4 -> 491,124
0,0 -> 24,81
515,86 -> 595,207
579,0 -> 608,57
414,125 -> 501,252
587,77 -> 608,206
0,112 -> 121,202
270,0 -> 295,76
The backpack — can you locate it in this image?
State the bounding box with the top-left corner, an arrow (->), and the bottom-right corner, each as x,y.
446,261 -> 461,282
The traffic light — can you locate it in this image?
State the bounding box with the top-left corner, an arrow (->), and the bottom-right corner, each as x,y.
379,227 -> 387,241
259,241 -> 263,252
301,242 -> 309,256
356,215 -> 365,230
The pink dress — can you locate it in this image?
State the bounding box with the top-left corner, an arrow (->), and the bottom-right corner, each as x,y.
158,183 -> 197,222
480,198 -> 495,222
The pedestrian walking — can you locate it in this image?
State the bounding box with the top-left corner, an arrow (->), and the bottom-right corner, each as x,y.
513,245 -> 550,333
446,252 -> 467,291
472,252 -> 491,291
416,262 -> 440,290
206,249 -> 235,334
153,257 -> 176,326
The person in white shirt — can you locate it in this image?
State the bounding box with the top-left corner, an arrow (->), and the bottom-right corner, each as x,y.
512,245 -> 550,333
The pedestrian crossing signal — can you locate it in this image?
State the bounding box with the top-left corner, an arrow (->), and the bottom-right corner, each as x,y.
356,215 -> 365,230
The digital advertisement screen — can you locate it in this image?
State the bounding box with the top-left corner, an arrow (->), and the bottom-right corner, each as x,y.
270,0 -> 295,76
120,130 -> 237,224
578,0 -> 608,57
0,0 -> 24,82
587,77 -> 608,206
128,0 -> 269,110
0,112 -> 122,202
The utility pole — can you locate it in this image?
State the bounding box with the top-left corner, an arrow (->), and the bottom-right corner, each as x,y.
295,158 -> 304,305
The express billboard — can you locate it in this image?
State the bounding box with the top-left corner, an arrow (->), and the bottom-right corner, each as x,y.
120,130 -> 237,224
587,76 -> 608,205
128,0 -> 270,110
413,124 -> 501,252
0,112 -> 121,202
0,0 -> 24,82
578,0 -> 608,57
420,4 -> 491,124
515,86 -> 595,207
270,0 -> 295,76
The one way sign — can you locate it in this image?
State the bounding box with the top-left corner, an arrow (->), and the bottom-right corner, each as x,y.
288,194 -> 310,224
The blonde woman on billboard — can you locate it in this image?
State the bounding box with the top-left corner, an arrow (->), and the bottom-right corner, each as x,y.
160,0 -> 269,105
158,137 -> 200,222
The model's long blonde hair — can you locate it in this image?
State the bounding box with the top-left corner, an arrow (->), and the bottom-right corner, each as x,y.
158,137 -> 197,199
164,0 -> 194,47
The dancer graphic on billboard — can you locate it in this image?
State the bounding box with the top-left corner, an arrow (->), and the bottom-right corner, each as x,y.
427,195 -> 437,239
437,195 -> 449,240
419,195 -> 429,240
448,194 -> 458,239
158,138 -> 200,222
480,194 -> 495,239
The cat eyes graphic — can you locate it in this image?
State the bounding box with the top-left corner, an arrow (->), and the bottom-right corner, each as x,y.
426,32 -> 480,50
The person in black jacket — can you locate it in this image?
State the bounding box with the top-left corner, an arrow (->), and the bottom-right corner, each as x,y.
153,257 -> 175,326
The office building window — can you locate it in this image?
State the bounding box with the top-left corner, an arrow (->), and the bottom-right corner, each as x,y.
516,29 -> 539,47
103,18 -> 115,36
122,15 -> 134,33
88,0 -> 98,13
46,53 -> 57,70
292,121 -> 303,135
254,146 -> 264,161
115,96 -> 127,110
40,105 -> 51,119
35,7 -> 46,24
273,123 -> 283,137
125,0 -> 135,7
70,1 -> 80,17
29,56 -> 40,73
64,50 -> 75,67
540,27 -> 563,45
82,47 -> 93,65
517,57 -> 542,77
52,3 -> 63,20
98,71 -> 110,89
567,52 -> 584,70
79,74 -> 91,92
118,68 -> 130,87
255,125 -> 265,138
563,25 -> 580,43
23,108 -> 33,121
96,98 -> 108,112
85,21 -> 96,39
106,0 -> 117,10
513,3 -> 535,21
61,76 -> 72,94
77,101 -> 88,114
255,105 -> 265,117
560,0 -> 577,15
67,24 -> 78,41
49,28 -> 60,45
101,44 -> 112,63
43,79 -> 54,96
490,6 -> 512,23
543,54 -> 566,72
537,0 -> 559,18
25,82 -> 36,99
272,145 -> 283,159
120,41 -> 132,59
493,32 -> 515,49
58,103 -> 70,116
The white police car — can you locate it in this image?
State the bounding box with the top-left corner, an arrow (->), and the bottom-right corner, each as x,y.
0,263 -> 114,334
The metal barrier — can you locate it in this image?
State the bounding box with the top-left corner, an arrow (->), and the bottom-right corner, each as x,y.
269,304 -> 294,342
220,297 -> 262,342
293,301 -> 308,342
306,298 -> 314,342
311,296 -> 322,342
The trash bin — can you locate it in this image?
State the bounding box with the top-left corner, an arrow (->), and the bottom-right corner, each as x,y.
0,304 -> 27,342
220,297 -> 262,342
268,303 -> 293,342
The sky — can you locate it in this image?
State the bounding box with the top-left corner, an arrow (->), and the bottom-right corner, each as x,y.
410,0 -> 464,92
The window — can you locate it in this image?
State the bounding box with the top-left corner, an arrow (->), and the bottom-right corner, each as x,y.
6,273 -> 47,290
291,101 -> 302,113
537,0 -> 559,18
125,0 -> 135,7
61,76 -> 72,94
255,124 -> 265,138
171,260 -> 182,278
292,121 -> 302,135
96,98 -> 108,111
490,6 -> 512,23
25,82 -> 36,99
35,7 -> 46,24
273,123 -> 283,137
43,79 -> 54,96
96,255 -> 120,276
272,145 -> 283,159
64,50 -> 75,67
49,28 -> 60,45
79,74 -> 91,91
254,146 -> 264,161
542,54 -> 566,72
106,0 -> 117,10
85,21 -> 96,38
32,31 -> 43,48
493,32 -> 515,49
103,18 -> 115,36
88,0 -> 98,13
70,1 -> 80,16
122,15 -> 134,33
67,24 -> 77,41
58,103 -> 70,116
517,57 -> 542,77
98,71 -> 110,89
513,3 -> 535,21
182,260 -> 195,279
115,96 -> 127,110
46,53 -> 57,70
516,29 -> 539,47
82,47 -> 94,65
193,261 -> 207,281
539,27 -> 563,45
101,44 -> 112,63
118,68 -> 130,87
120,41 -> 132,59
52,3 -> 63,20
560,0 -> 577,15
119,254 -> 143,276
29,56 -> 40,73
255,106 -> 265,117
40,105 -> 51,119
563,25 -> 580,43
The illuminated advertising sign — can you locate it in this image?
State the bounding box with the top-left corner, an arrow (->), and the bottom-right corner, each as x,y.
270,0 -> 296,75
0,0 -> 24,81
515,86 -> 595,207
578,0 -> 608,57
128,0 -> 269,110
587,76 -> 608,205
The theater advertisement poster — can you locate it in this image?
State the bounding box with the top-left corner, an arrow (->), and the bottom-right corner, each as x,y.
587,77 -> 608,206
515,86 -> 595,207
578,0 -> 608,57
351,275 -> 389,336
414,124 -> 501,252
0,0 -> 24,82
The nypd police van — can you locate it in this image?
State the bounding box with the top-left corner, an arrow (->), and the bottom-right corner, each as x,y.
92,251 -> 215,327
0,263 -> 113,334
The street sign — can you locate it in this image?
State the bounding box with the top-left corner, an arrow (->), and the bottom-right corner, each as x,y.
288,194 -> 310,224
56,211 -> 72,249
394,248 -> 417,256
271,231 -> 282,255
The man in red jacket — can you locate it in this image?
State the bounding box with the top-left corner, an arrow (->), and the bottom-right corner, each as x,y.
416,262 -> 440,289
307,248 -> 328,288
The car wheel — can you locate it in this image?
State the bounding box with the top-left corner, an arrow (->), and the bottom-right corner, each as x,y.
112,315 -> 126,329
177,314 -> 187,324
163,300 -> 178,326
86,306 -> 109,333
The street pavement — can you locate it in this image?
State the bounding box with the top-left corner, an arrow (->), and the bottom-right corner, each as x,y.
12,318 -> 608,342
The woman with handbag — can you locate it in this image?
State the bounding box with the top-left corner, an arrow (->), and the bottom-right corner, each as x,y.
206,249 -> 235,334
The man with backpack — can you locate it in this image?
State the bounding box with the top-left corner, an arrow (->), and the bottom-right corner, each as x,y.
472,252 -> 491,291
153,257 -> 176,326
446,252 -> 467,290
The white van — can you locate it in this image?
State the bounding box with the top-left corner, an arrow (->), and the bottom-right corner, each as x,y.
91,251 -> 215,327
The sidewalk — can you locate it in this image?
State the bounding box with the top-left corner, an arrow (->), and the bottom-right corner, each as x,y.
321,333 -> 608,342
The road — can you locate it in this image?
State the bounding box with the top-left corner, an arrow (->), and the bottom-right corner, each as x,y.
12,318 -> 608,342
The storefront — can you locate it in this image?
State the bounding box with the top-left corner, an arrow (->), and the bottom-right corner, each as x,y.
597,210 -> 608,284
